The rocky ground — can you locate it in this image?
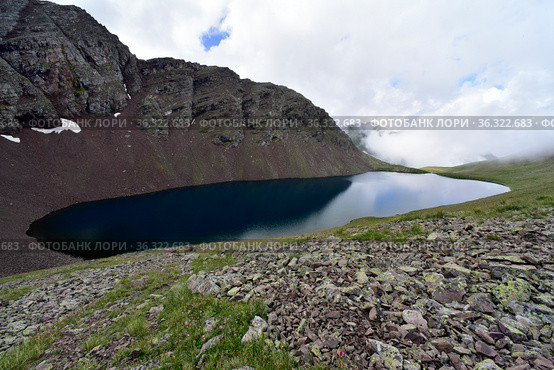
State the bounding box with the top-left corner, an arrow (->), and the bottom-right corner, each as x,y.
1,212 -> 553,369
0,252 -> 198,354
189,213 -> 554,369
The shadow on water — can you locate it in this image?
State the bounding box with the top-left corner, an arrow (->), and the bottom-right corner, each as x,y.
27,177 -> 352,258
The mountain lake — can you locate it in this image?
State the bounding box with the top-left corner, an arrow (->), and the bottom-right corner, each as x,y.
27,172 -> 510,257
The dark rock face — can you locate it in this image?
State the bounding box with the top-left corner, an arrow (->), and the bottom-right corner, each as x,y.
0,1 -> 376,256
0,55 -> 58,132
0,0 -> 140,126
133,57 -> 356,152
0,0 -> 367,155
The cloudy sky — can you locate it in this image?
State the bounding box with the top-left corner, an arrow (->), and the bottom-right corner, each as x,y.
53,0 -> 554,167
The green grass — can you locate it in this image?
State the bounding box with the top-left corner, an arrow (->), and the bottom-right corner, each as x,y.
420,156 -> 554,217
82,332 -> 111,352
0,286 -> 35,301
191,253 -> 236,274
143,282 -> 296,369
123,316 -> 150,338
0,328 -> 61,370
421,156 -> 554,189
337,223 -> 428,242
0,268 -> 182,369
0,255 -> 297,369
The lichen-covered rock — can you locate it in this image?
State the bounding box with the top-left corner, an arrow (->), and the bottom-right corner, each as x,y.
199,334 -> 222,354
187,274 -> 222,295
430,277 -> 467,304
473,359 -> 503,369
367,339 -> 404,370
498,316 -> 528,342
227,287 -> 241,296
441,262 -> 472,277
2,214 -> 554,368
356,269 -> 369,285
468,292 -> 496,313
492,277 -> 532,306
241,316 -> 268,343
203,317 -> 218,333
315,281 -> 342,302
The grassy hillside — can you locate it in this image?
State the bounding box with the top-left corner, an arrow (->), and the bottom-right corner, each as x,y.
422,155 -> 554,189
420,155 -> 554,215
365,155 -> 426,174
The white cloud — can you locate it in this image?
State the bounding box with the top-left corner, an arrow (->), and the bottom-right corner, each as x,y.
364,129 -> 554,168
51,0 -> 554,166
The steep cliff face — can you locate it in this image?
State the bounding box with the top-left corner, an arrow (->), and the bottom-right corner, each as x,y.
0,0 -> 378,244
0,0 -> 140,128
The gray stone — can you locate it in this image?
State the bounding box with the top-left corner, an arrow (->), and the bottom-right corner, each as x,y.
148,305 -> 164,315
475,340 -> 498,358
367,339 -> 404,370
473,359 -> 502,369
130,359 -> 159,370
402,310 -> 428,329
34,361 -> 54,370
187,275 -> 221,295
199,334 -> 223,354
267,312 -> 277,325
398,266 -> 418,275
203,317 -> 218,333
242,316 -> 268,343
427,232 -> 440,241
324,337 -> 340,349
468,293 -> 496,314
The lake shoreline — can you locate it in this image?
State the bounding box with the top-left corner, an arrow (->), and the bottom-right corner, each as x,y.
0,244 -> 82,278
26,172 -> 508,260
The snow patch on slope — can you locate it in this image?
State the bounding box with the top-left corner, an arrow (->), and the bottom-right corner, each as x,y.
1,134 -> 20,143
124,84 -> 131,99
31,119 -> 81,134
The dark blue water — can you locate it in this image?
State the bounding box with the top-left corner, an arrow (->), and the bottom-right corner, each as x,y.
27,172 -> 509,257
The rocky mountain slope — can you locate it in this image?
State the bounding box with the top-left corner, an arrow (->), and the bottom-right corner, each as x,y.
0,0 -> 378,269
